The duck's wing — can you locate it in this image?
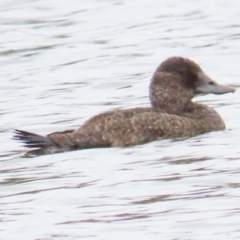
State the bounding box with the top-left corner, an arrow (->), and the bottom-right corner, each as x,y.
80,107 -> 163,129
49,112 -> 205,149
102,112 -> 205,147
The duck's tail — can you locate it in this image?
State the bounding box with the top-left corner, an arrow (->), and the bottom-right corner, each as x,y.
13,129 -> 57,149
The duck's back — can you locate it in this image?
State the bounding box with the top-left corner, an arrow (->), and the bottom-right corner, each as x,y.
47,110 -> 206,149
80,107 -> 166,129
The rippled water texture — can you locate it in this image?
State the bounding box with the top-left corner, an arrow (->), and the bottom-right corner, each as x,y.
1,0 -> 240,239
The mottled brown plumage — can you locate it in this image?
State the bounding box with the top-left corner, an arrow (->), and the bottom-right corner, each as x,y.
13,57 -> 235,156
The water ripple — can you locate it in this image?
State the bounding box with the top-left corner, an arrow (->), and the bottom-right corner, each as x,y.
1,0 -> 240,240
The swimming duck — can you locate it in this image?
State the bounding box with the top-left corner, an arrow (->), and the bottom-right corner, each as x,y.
14,57 -> 235,156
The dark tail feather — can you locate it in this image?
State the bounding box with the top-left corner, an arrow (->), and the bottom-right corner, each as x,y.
13,129 -> 57,149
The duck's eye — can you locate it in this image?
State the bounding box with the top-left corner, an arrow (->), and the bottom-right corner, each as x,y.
209,81 -> 215,85
179,69 -> 186,75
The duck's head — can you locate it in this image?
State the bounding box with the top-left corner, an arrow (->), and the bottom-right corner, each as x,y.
150,57 -> 235,113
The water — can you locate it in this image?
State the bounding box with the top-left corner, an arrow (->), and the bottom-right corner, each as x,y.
1,0 -> 240,239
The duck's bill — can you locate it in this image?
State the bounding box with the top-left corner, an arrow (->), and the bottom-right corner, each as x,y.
195,72 -> 235,94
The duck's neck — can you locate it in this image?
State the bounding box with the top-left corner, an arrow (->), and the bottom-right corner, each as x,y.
150,94 -> 191,115
149,72 -> 195,115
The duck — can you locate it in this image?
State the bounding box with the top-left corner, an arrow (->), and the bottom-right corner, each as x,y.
13,57 -> 235,157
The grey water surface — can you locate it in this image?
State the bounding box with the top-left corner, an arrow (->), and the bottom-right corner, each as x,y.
1,0 -> 240,239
